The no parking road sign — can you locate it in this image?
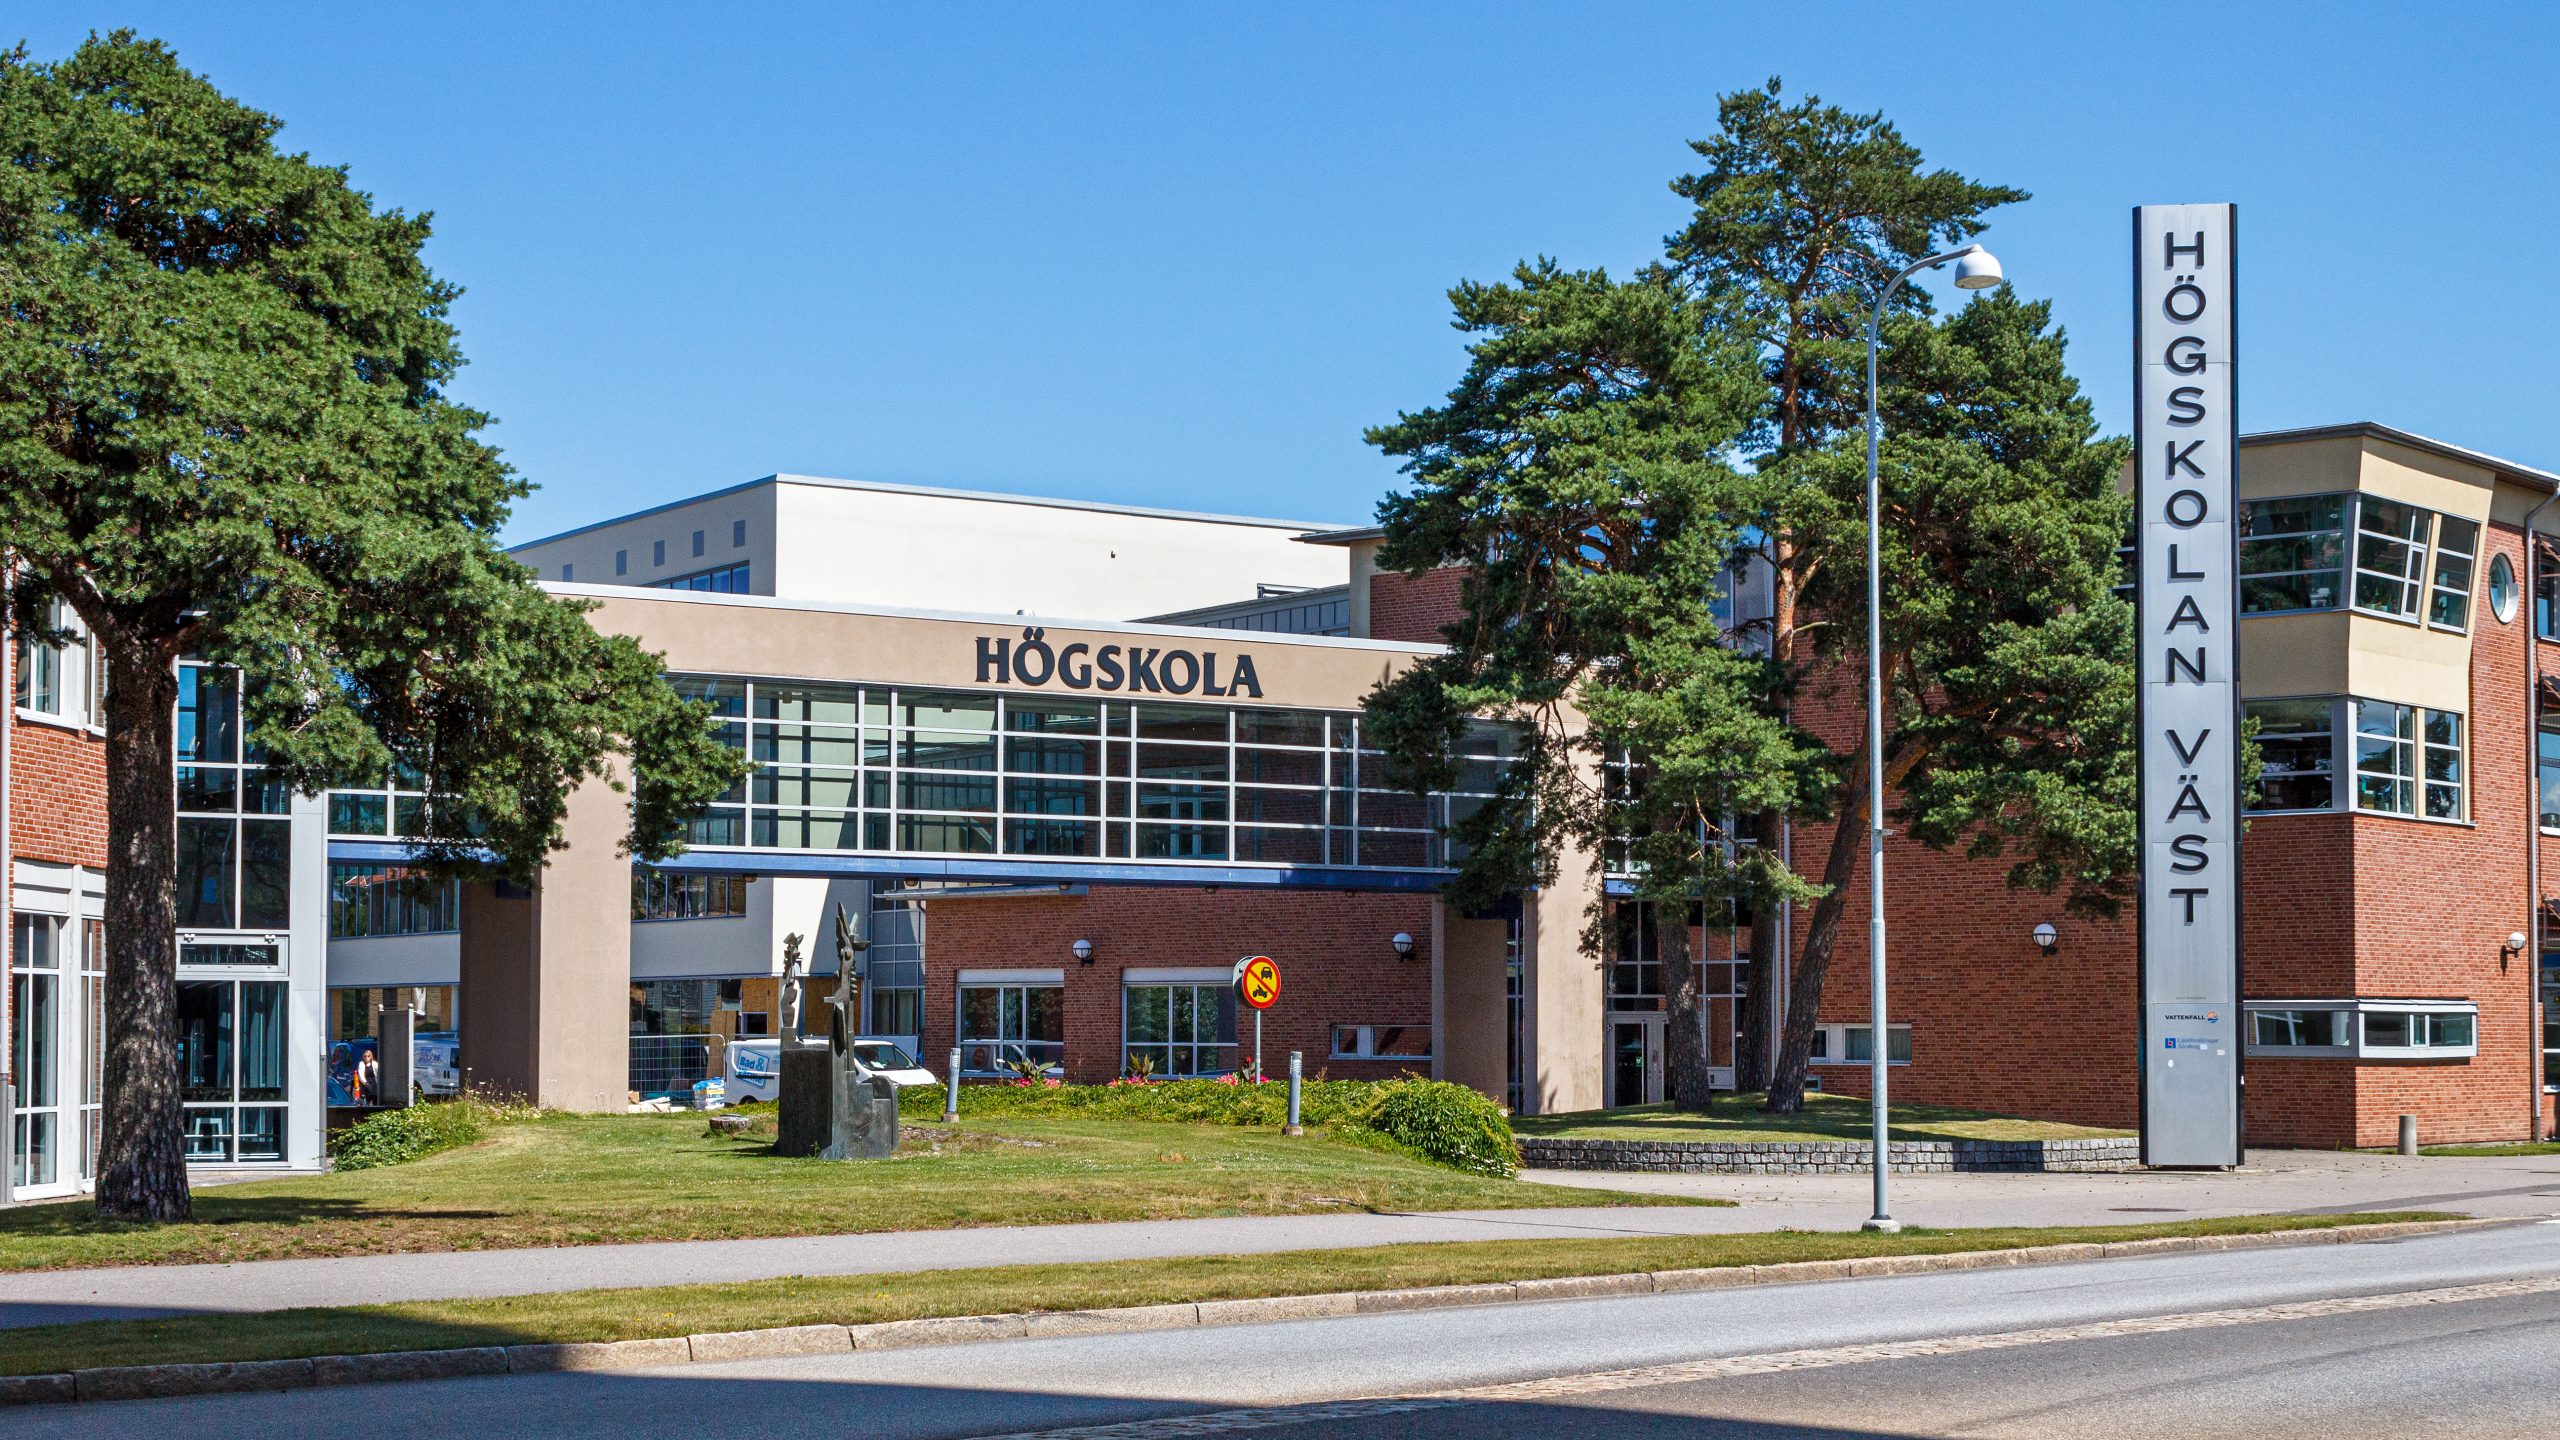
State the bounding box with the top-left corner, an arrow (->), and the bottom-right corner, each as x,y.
1234,955 -> 1282,1010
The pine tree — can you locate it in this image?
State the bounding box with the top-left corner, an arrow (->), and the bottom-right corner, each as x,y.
0,34 -> 744,1220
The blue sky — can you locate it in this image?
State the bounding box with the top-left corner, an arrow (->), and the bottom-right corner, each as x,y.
16,4 -> 2559,541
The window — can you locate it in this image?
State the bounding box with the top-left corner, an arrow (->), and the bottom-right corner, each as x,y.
2247,699 -> 2336,811
958,979 -> 1062,1075
2429,518 -> 2479,630
176,978 -> 289,1162
649,563 -> 751,594
2543,955 -> 2560,1092
2543,715 -> 2560,832
2351,498 -> 2429,617
1607,903 -> 1663,1011
1124,982 -> 1232,1076
12,598 -> 100,728
616,549 -> 628,576
10,915 -> 63,1188
653,539 -> 666,566
2422,710 -> 2463,820
2540,553 -> 2560,641
672,676 -> 1512,872
326,768 -> 433,839
177,663 -> 291,930
1807,1022 -> 1911,1065
692,529 -> 705,558
329,864 -> 461,938
733,519 -> 748,548
2238,495 -> 2344,613
630,871 -> 751,920
2244,999 -> 2478,1060
2351,700 -> 2416,817
2489,552 -> 2519,625
2238,494 -> 2486,627
1330,1023 -> 1431,1060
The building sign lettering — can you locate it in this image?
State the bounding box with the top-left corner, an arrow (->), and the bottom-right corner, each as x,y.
975,628 -> 1264,698
2134,203 -> 2242,1167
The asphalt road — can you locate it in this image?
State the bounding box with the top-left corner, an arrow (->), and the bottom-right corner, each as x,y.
15,1221 -> 2560,1437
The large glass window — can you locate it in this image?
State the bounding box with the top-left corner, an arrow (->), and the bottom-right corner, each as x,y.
11,598 -> 101,727
671,677 -> 1506,871
1123,983 -> 1232,1077
176,663 -> 290,930
175,979 -> 289,1162
649,562 -> 751,593
2422,710 -> 2464,821
2351,499 -> 2430,618
328,864 -> 462,938
9,916 -> 62,1188
630,871 -> 751,921
957,981 -> 1063,1076
2352,700 -> 2417,816
2245,999 -> 2478,1059
2429,517 -> 2479,630
2541,716 -> 2560,832
2247,699 -> 2337,811
2238,496 -> 2345,613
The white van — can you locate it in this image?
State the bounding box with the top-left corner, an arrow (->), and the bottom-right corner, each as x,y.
723,1038 -> 937,1103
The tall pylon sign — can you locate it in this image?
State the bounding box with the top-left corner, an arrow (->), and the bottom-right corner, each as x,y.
2133,204 -> 2244,1168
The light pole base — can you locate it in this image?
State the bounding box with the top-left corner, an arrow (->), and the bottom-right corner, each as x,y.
1861,1216 -> 1903,1234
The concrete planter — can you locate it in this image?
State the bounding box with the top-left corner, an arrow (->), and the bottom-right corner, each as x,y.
1516,1135 -> 2140,1174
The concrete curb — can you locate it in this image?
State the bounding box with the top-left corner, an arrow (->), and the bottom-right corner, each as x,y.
1517,1134 -> 2143,1174
6,1217 -> 2502,1410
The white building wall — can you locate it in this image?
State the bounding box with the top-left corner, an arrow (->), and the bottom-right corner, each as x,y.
510,484 -> 778,592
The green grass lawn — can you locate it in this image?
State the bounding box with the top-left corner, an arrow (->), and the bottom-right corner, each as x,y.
0,1211 -> 2451,1378
0,1111 -> 1689,1274
2418,1142 -> 2560,1157
1513,1092 -> 2129,1144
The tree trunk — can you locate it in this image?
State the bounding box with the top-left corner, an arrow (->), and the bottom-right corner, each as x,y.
93,639 -> 191,1223
1660,900 -> 1713,1111
1734,892 -> 1770,1093
1765,740 -> 1870,1116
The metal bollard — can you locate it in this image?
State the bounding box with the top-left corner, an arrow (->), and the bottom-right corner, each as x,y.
1285,1051 -> 1303,1136
2398,1114 -> 2418,1157
945,1047 -> 963,1123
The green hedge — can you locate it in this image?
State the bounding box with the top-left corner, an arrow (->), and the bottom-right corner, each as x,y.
329,1095 -> 534,1171
898,1077 -> 1518,1178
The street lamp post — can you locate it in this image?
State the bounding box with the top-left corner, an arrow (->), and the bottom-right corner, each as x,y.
1859,241 -> 2004,1234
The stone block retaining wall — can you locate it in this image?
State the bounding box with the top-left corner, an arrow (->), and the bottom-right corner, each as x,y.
1517,1135 -> 2140,1174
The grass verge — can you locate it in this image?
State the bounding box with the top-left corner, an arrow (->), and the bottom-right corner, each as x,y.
1514,1093 -> 2129,1144
0,1212 -> 2453,1378
0,1111 -> 1693,1274
2418,1142 -> 2560,1157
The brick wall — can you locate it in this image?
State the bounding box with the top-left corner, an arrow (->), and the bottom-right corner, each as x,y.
920,886 -> 1437,1084
1366,569 -> 1465,647
7,717 -> 108,869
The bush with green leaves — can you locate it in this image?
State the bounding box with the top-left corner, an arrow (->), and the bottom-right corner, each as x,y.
328,1095 -> 534,1171
898,1076 -> 1518,1177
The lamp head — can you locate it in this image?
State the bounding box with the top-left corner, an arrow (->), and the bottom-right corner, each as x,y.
1951,244 -> 2004,290
1390,932 -> 1416,961
2031,922 -> 2059,955
1071,938 -> 1094,965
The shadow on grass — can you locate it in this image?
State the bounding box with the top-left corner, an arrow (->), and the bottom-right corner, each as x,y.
0,1196 -> 506,1240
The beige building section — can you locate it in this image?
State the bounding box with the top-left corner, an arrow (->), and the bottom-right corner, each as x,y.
459,586 -> 1610,1113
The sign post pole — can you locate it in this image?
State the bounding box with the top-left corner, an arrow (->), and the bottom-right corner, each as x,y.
2133,203 -> 2243,1168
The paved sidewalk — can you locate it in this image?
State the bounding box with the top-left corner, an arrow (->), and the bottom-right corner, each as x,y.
4,1149 -> 2554,1332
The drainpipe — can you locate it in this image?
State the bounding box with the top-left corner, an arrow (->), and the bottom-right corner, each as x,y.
2526,487 -> 2558,1142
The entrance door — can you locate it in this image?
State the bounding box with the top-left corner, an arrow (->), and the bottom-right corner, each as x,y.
1608,1015 -> 1664,1108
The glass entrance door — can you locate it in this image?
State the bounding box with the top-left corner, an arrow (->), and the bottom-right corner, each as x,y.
1608,1016 -> 1664,1108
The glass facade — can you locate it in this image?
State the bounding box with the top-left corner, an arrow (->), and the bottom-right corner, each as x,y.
631,871 -> 751,921
176,663 -> 291,930
328,863 -> 461,938
2238,493 -> 2479,630
665,676 -> 1513,871
176,977 -> 289,1162
2243,696 -> 2464,821
652,563 -> 751,593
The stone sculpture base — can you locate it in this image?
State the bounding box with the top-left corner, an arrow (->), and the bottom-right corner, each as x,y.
775,1044 -> 900,1160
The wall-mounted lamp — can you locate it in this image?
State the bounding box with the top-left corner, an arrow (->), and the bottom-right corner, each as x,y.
2503,931 -> 2529,958
1390,932 -> 1416,962
2031,922 -> 2059,957
1072,938 -> 1094,966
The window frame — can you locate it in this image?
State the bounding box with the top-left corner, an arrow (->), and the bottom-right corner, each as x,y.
956,977 -> 1064,1077
2242,998 -> 2479,1060
1805,1022 -> 1912,1066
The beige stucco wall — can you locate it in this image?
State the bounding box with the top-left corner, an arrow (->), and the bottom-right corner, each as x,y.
1432,902 -> 1510,1099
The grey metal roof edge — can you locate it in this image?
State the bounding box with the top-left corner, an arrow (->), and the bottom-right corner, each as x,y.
1297,525 -> 1387,545
1141,582 -> 1352,626
541,580 -> 1444,655
508,473 -> 1354,554
2242,422 -> 2560,489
